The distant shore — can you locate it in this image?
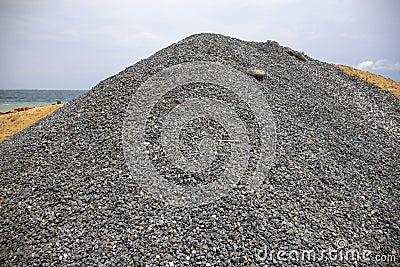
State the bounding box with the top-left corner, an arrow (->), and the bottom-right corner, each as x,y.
0,89 -> 88,112
0,102 -> 62,115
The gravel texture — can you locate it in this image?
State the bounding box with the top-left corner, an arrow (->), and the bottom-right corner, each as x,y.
123,61 -> 275,207
0,33 -> 399,266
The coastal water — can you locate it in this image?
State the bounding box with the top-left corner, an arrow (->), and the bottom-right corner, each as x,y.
0,89 -> 88,112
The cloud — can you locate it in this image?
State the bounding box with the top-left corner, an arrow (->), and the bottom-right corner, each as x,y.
1,0 -> 400,88
357,60 -> 374,68
357,59 -> 400,71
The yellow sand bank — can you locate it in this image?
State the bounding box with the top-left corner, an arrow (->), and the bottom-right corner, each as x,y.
336,64 -> 400,99
0,104 -> 64,142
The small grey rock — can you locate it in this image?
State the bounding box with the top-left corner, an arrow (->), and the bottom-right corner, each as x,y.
247,68 -> 266,79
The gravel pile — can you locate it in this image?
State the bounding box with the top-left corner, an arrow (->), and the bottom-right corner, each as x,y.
1,33 -> 399,266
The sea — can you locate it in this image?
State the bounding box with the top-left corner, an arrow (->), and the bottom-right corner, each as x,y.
0,89 -> 89,112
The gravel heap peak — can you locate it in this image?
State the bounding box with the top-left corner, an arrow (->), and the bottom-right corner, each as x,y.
1,33 -> 399,266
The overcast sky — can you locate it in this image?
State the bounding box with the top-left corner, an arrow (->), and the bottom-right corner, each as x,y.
0,0 -> 399,89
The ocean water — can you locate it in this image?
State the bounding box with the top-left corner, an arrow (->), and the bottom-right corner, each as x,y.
0,89 -> 88,112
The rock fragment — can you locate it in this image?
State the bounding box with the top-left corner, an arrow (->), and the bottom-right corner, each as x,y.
285,47 -> 307,61
247,68 -> 266,79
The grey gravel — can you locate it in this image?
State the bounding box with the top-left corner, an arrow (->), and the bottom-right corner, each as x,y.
1,33 -> 399,266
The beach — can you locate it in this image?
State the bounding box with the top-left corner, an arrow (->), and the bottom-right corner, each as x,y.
0,89 -> 88,142
0,104 -> 63,142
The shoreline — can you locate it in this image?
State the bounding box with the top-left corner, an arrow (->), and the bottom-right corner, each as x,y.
0,103 -> 62,115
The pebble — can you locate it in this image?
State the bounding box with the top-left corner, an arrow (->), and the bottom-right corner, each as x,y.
247,68 -> 266,79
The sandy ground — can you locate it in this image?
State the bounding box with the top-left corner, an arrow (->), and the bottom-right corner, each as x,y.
336,64 -> 400,99
0,65 -> 399,143
0,104 -> 63,142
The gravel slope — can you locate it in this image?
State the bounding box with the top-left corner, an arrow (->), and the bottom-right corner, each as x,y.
0,33 -> 399,266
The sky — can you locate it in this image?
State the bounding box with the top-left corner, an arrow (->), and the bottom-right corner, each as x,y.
0,0 -> 399,89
